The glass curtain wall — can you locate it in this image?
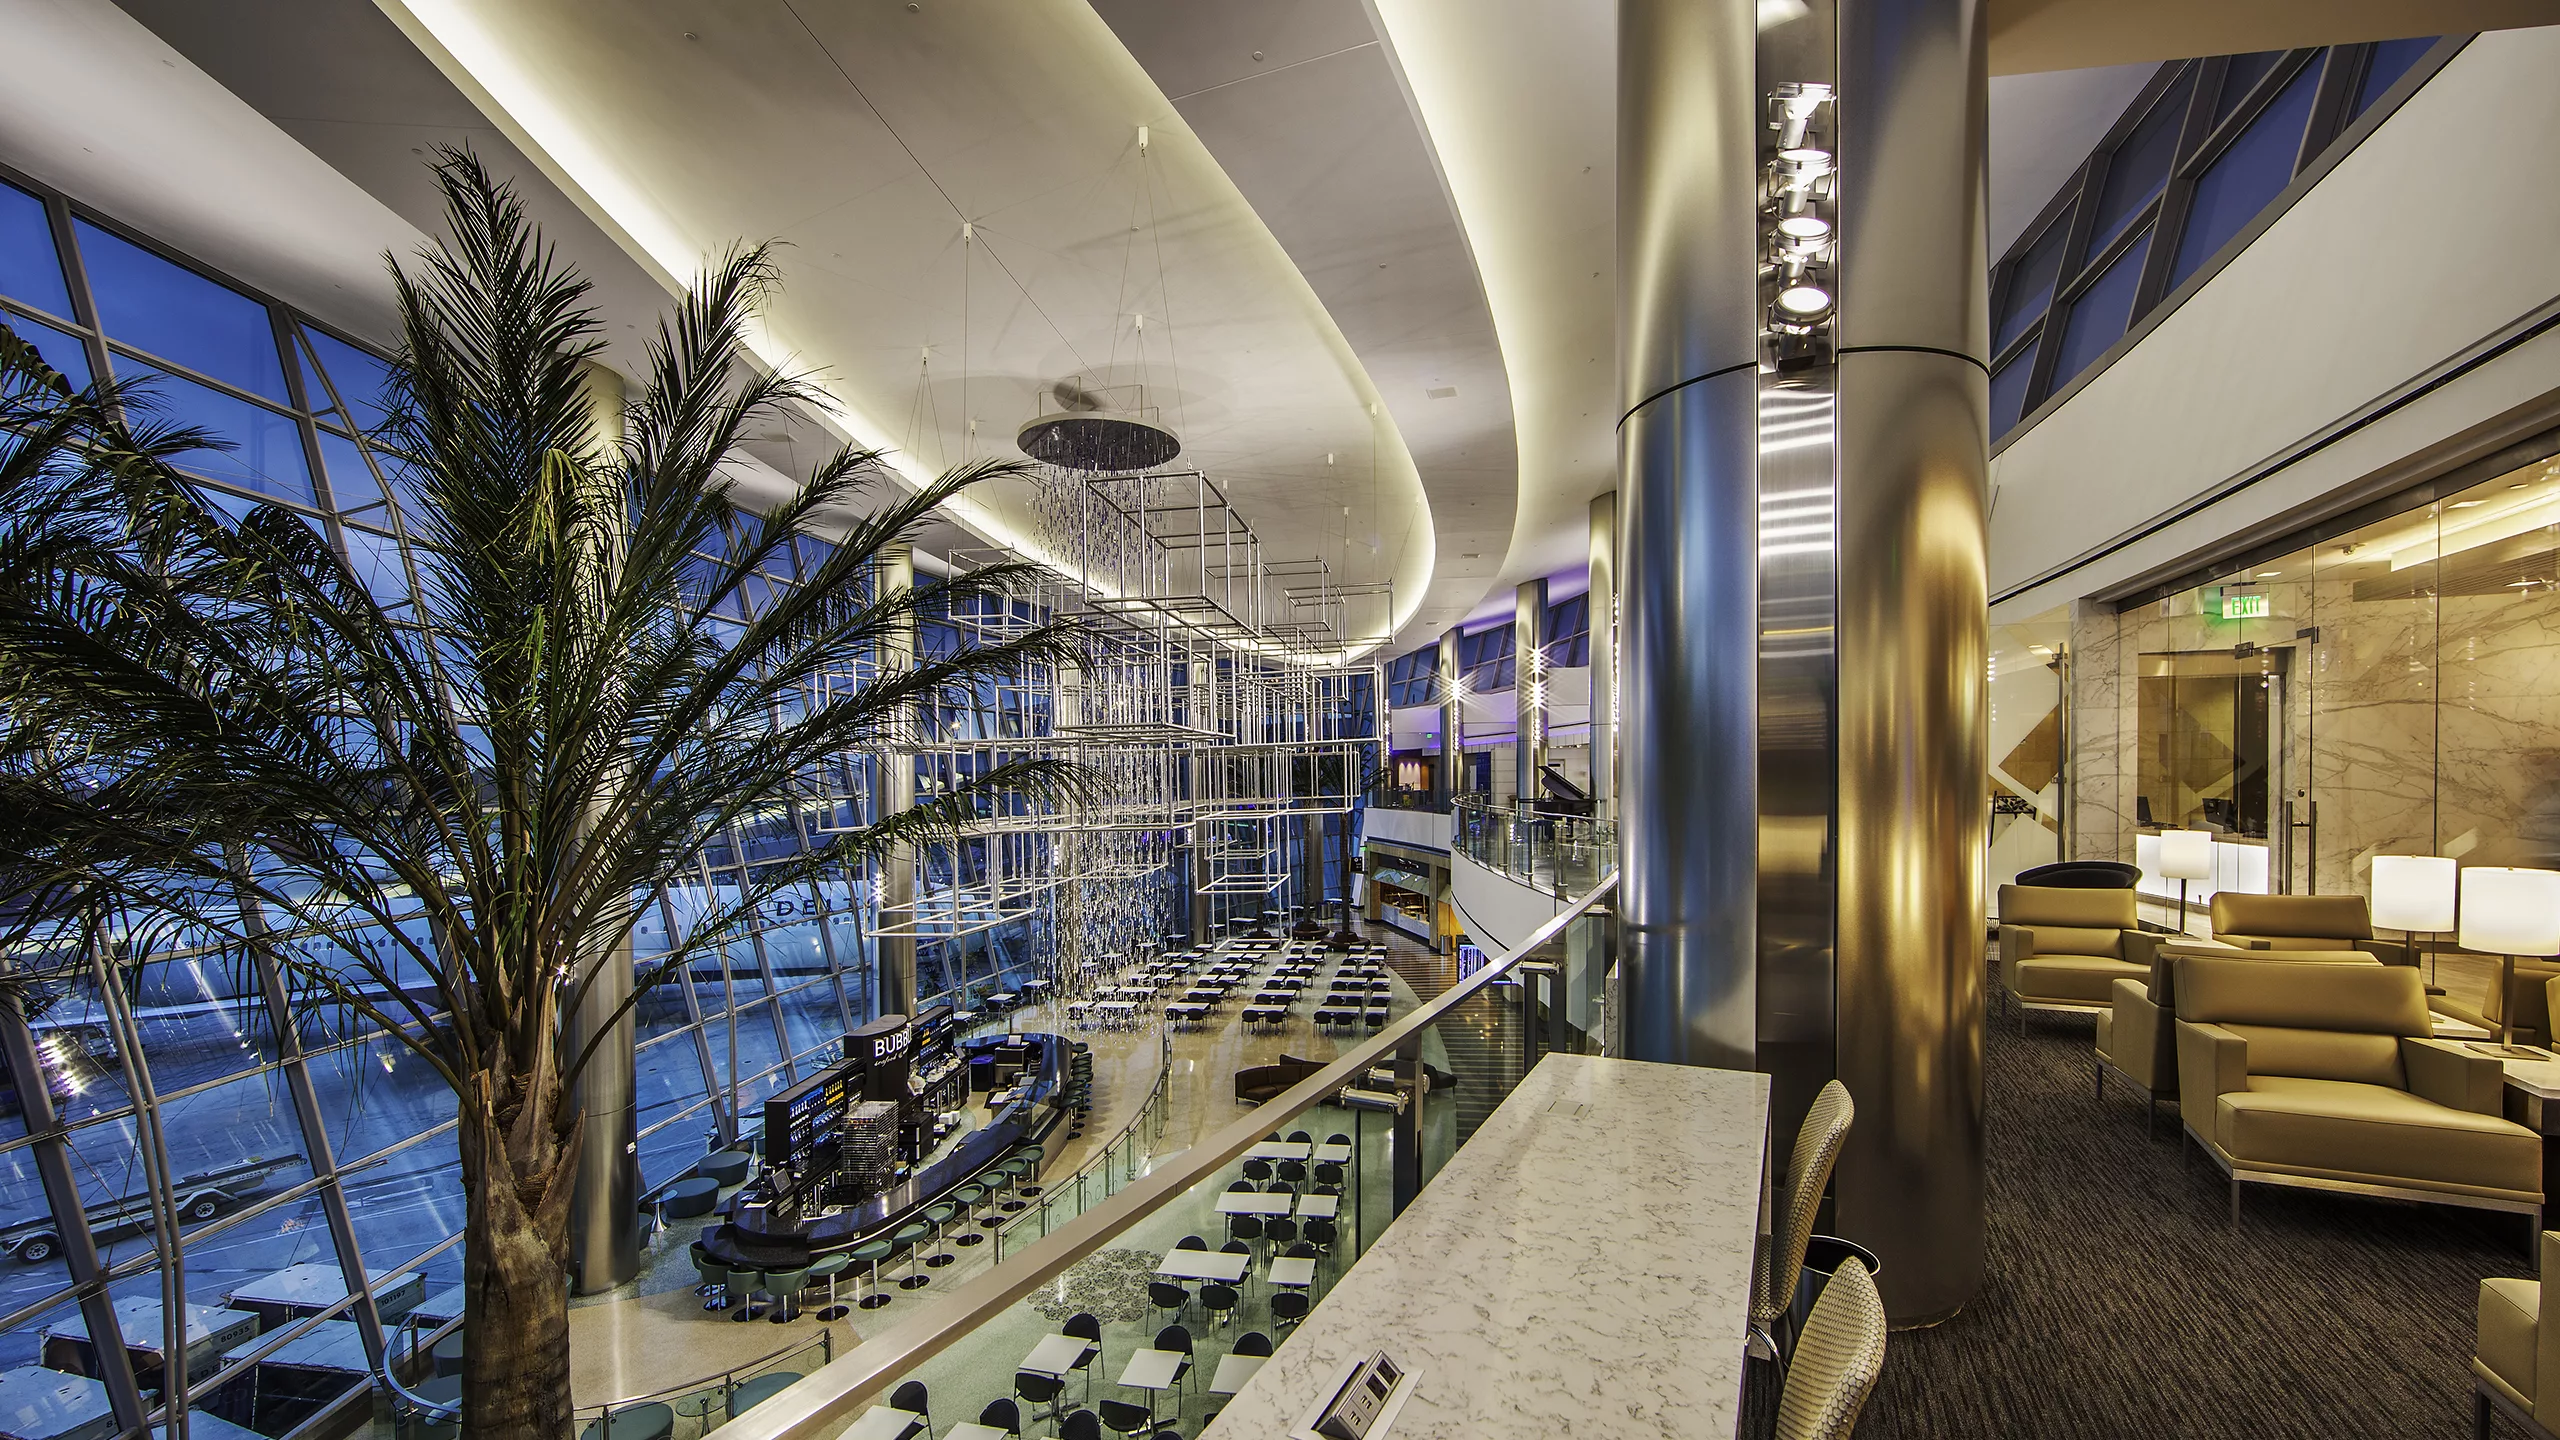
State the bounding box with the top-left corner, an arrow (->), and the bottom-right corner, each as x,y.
1988,36 -> 2448,440
2065,448 -> 2560,922
0,164 -> 1049,1412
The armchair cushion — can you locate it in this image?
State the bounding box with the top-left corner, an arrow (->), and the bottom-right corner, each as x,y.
2476,1274 -> 2537,1408
2217,1077 -> 2540,1196
2404,1038 -> 2509,1116
2101,978 -> 2172,1096
2211,892 -> 2374,945
2015,955 -> 2149,1004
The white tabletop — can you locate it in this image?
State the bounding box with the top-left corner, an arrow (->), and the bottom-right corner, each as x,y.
1215,1192 -> 1297,1216
846,1407 -> 924,1440
1119,1348 -> 1188,1390
1267,1256 -> 1318,1289
1313,1142 -> 1353,1164
1296,1192 -> 1340,1218
943,1426 -> 1009,1440
1208,1353 -> 1269,1396
1021,1333 -> 1095,1376
1095,1001 -> 1139,1012
1198,1055 -> 1770,1440
1247,1140 -> 1312,1161
1157,1249 -> 1252,1282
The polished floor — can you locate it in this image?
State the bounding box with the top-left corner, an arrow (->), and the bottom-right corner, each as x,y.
1852,951 -> 2529,1439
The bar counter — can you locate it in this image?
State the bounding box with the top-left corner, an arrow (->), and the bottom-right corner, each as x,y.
1201,1054 -> 1769,1440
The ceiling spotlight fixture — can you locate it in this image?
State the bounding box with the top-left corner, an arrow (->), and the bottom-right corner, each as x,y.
2451,500 -> 2486,509
1775,283 -> 1834,323
1776,214 -> 1831,243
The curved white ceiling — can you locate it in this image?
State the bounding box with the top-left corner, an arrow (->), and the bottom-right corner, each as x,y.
375,0 -> 1432,659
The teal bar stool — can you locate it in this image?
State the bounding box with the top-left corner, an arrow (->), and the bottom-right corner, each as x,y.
763,1265 -> 809,1323
727,1267 -> 765,1322
851,1240 -> 895,1311
981,1167 -> 1016,1228
998,1159 -> 1035,1213
922,1202 -> 960,1269
807,1253 -> 851,1321
892,1221 -> 934,1290
952,1183 -> 990,1248
1017,1146 -> 1047,1199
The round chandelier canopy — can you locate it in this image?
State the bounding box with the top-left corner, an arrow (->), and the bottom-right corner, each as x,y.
1015,380 -> 1181,474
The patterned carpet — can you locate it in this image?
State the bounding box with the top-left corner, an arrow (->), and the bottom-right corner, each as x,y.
1838,995 -> 2535,1439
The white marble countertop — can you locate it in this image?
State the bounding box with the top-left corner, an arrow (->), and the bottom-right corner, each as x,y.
1200,1054 -> 1769,1440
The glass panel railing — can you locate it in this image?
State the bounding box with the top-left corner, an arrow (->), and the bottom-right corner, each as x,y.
1451,796 -> 1617,899
706,877 -> 1616,1440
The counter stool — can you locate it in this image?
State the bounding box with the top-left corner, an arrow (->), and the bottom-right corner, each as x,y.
851,1240 -> 895,1310
952,1183 -> 990,1247
892,1221 -> 934,1290
692,1248 -> 729,1311
727,1268 -> 764,1322
807,1253 -> 851,1321
998,1159 -> 1035,1213
923,1202 -> 960,1268
1017,1146 -> 1047,1198
763,1265 -> 808,1323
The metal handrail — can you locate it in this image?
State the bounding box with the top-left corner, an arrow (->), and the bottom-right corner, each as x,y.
572,1330 -> 835,1420
712,874 -> 1619,1440
986,1028 -> 1173,1256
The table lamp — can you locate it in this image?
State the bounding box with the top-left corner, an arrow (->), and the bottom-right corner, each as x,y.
2457,865 -> 2560,1059
2157,829 -> 2214,937
2371,855 -> 2457,984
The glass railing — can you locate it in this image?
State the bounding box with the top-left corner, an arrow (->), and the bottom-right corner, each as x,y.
1452,795 -> 1618,899
1368,787 -> 1449,814
710,876 -> 1618,1440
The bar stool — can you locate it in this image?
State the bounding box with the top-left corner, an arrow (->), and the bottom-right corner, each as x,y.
1016,1146 -> 1047,1199
763,1265 -> 809,1323
982,1167 -> 1017,1226
851,1240 -> 895,1310
807,1253 -> 851,1321
951,1183 -> 990,1247
892,1221 -> 934,1290
727,1268 -> 764,1322
922,1202 -> 960,1268
998,1159 -> 1035,1213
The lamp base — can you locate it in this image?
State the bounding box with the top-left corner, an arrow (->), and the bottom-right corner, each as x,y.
2467,1041 -> 2550,1061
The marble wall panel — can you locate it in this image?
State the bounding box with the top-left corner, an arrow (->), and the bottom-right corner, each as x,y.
2437,587 -> 2560,871
2068,599 -> 2126,862
2306,555 -> 2438,895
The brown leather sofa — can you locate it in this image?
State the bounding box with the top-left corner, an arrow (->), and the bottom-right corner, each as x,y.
2093,942 -> 2376,1134
2210,892 -> 2411,966
1999,885 -> 2158,1024
2174,954 -> 2541,1231
2476,1232 -> 2560,1439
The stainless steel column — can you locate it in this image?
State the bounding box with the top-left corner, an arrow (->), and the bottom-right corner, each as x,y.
1829,0 -> 1989,1323
878,543 -> 918,1015
1586,493 -> 1618,820
1435,626 -> 1461,803
1616,0 -> 1761,1070
567,362 -> 640,1291
1512,578 -> 1548,805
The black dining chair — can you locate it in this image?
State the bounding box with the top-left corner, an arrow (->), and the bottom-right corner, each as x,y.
1065,1312 -> 1104,1397
1306,1218 -> 1338,1253
1276,1160 -> 1308,1189
1286,1240 -> 1318,1260
1313,1162 -> 1345,1188
1235,1331 -> 1274,1358
1176,1235 -> 1207,1251
1265,1180 -> 1294,1194
1272,1291 -> 1311,1331
1015,1372 -> 1067,1430
1229,1215 -> 1263,1249
1154,1326 -> 1196,1393
978,1399 -> 1023,1437
1263,1218 -> 1298,1251
1201,1283 -> 1240,1328
1097,1400 -> 1155,1438
1242,1159 -> 1273,1183
1220,1239 -> 1251,1257
1059,1410 -> 1102,1440
1148,1281 -> 1190,1323
1287,1130 -> 1313,1145
889,1380 -> 932,1438
1325,1133 -> 1351,1148
1225,1179 -> 1255,1193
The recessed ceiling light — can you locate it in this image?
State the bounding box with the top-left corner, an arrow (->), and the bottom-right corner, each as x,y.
1460,553 -> 1481,560
2451,500 -> 2485,509
2257,570 -> 2282,577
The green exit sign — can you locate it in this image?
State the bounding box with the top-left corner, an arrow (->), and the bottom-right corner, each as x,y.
2221,592 -> 2270,620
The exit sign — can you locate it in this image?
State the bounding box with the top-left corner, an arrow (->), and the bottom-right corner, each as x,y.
2221,592 -> 2269,619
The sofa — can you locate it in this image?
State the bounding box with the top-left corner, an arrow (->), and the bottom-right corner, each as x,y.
2476,1232 -> 2560,1440
2174,955 -> 2541,1231
2210,892 -> 2411,966
1999,885 -> 2158,1023
2093,942 -> 2376,1134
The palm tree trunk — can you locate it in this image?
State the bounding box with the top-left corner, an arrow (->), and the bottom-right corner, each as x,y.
459,1067 -> 583,1440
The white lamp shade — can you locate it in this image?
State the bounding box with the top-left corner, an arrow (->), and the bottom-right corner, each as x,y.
2156,830 -> 2214,882
2371,855 -> 2457,933
2458,867 -> 2560,958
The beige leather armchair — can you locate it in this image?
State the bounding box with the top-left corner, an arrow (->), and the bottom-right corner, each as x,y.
2174,955 -> 2541,1233
1999,885 -> 2153,1026
2476,1232 -> 2560,1439
2210,892 -> 2410,966
2093,943 -> 2375,1135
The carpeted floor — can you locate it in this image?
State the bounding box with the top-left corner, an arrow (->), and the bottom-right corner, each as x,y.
1845,983 -> 2536,1440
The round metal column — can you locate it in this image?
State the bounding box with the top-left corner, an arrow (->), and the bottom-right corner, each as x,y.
1829,0 -> 1990,1323
1615,0 -> 1761,1070
878,542 -> 918,1016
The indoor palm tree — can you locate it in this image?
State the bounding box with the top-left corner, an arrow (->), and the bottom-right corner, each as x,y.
0,151 -> 1080,1439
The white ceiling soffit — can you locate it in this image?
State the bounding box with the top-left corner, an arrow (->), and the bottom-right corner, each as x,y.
1085,0 -> 1518,657
0,0 -> 427,347
1364,0 -> 1618,599
1986,64 -> 2157,258
370,0 -> 1432,663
